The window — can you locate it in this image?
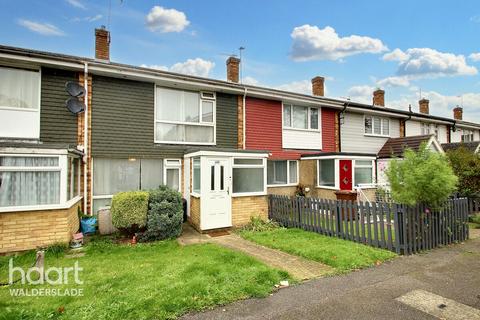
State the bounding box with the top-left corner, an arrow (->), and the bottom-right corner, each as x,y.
232,158 -> 265,195
283,104 -> 320,131
92,158 -> 163,213
164,159 -> 181,191
155,87 -> 215,144
192,157 -> 201,194
267,160 -> 298,186
462,129 -> 474,142
365,115 -> 389,136
421,123 -> 431,135
0,153 -> 81,211
318,159 -> 335,187
354,160 -> 373,187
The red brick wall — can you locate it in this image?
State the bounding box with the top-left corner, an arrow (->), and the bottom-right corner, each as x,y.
321,108 -> 336,152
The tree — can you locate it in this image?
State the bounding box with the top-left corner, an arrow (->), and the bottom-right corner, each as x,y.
446,146 -> 480,197
386,144 -> 458,207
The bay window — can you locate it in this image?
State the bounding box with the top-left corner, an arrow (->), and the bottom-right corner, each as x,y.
155,87 -> 215,144
0,152 -> 81,211
267,160 -> 298,186
365,115 -> 389,136
318,159 -> 335,188
283,104 -> 320,131
232,158 -> 266,195
354,160 -> 374,187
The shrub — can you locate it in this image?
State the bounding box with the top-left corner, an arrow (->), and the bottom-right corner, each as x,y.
138,186 -> 183,242
446,146 -> 480,197
110,191 -> 149,234
241,216 -> 281,232
386,144 -> 458,207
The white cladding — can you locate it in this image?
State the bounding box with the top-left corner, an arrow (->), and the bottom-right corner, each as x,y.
282,129 -> 322,150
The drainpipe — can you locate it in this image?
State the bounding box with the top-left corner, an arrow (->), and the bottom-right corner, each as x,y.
338,101 -> 349,152
242,87 -> 247,149
83,62 -> 89,214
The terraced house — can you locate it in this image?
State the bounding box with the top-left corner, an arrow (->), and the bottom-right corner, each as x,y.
1,27 -> 479,253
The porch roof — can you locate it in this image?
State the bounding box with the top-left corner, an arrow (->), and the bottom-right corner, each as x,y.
377,135 -> 433,159
301,152 -> 377,159
0,141 -> 84,156
184,147 -> 269,157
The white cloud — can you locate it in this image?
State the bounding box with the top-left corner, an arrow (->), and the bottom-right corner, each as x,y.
17,19 -> 65,36
290,25 -> 388,61
141,58 -> 215,77
242,76 -> 260,86
72,14 -> 103,22
277,80 -> 312,95
376,76 -> 410,87
146,6 -> 190,33
382,48 -> 408,62
346,85 -> 375,104
469,52 -> 480,62
66,0 -> 85,9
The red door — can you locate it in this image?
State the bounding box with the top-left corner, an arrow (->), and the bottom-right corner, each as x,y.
339,160 -> 353,190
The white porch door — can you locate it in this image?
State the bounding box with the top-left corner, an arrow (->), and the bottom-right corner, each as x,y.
201,158 -> 232,230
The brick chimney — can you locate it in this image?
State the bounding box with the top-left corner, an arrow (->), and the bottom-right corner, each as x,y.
311,76 -> 325,96
419,98 -> 429,114
453,106 -> 463,120
226,57 -> 240,83
95,26 -> 110,61
372,89 -> 385,106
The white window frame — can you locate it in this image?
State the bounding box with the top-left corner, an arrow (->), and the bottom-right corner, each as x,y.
68,156 -> 81,200
282,103 -> 321,132
421,122 -> 431,135
0,152 -> 82,213
232,157 -> 267,197
154,86 -> 216,145
461,129 -> 474,142
353,159 -> 375,188
191,157 -> 201,197
317,158 -> 339,190
164,158 -> 182,192
267,160 -> 299,187
364,115 -> 390,137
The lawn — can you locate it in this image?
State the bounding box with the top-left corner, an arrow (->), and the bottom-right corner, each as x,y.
0,237 -> 289,320
240,228 -> 397,272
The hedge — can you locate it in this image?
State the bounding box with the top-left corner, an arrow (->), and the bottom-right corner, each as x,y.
110,191 -> 149,233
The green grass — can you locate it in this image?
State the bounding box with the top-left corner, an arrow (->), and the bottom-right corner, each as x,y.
0,237 -> 289,320
240,228 -> 397,272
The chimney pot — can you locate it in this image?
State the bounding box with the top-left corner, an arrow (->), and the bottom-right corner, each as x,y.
453,106 -> 463,120
373,89 -> 385,107
226,57 -> 240,83
311,76 -> 325,96
95,27 -> 110,61
419,98 -> 429,114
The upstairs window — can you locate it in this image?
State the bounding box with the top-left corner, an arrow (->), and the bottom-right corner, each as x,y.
155,87 -> 215,144
283,104 -> 320,131
421,123 -> 431,135
461,129 -> 474,142
365,115 -> 389,136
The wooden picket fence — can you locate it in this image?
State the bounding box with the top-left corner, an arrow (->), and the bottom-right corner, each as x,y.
467,197 -> 480,214
268,195 -> 470,255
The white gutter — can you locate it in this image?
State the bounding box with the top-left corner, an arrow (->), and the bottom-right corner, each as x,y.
83,62 -> 89,214
0,53 -> 84,70
243,87 -> 247,149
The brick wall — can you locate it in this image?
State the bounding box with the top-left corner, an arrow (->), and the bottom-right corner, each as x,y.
189,196 -> 201,231
78,73 -> 92,214
0,200 -> 81,254
232,196 -> 268,227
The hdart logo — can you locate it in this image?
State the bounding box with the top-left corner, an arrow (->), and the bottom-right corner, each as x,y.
8,258 -> 84,297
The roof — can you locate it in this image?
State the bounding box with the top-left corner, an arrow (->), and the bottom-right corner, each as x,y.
0,44 -> 479,127
377,135 -> 433,158
441,141 -> 480,153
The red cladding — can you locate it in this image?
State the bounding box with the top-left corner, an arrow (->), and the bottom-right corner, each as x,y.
245,97 -> 337,159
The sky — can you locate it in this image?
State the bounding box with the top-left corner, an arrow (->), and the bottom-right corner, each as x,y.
1,0 -> 480,122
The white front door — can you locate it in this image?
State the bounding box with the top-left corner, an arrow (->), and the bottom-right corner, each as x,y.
201,157 -> 232,230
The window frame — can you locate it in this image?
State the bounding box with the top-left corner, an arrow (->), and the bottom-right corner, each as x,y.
154,86 -> 216,145
353,159 -> 375,188
461,129 -> 474,142
282,103 -> 321,132
0,66 -> 41,111
232,157 -> 267,197
317,158 -> 338,190
267,160 -> 299,187
364,115 -> 390,137
192,157 -> 201,197
163,158 -> 182,192
314,156 -> 376,190
0,152 -> 82,213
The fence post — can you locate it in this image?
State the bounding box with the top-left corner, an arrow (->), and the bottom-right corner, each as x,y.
393,205 -> 402,254
335,200 -> 342,239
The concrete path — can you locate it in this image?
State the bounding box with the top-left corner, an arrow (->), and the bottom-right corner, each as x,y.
211,234 -> 333,280
182,238 -> 480,320
177,224 -> 332,280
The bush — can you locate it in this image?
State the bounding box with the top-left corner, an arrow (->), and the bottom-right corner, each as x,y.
110,191 -> 149,234
138,186 -> 183,242
446,146 -> 480,197
386,144 -> 458,207
241,216 -> 281,232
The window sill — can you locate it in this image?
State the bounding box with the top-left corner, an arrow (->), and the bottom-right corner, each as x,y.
267,184 -> 298,188
232,192 -> 267,198
0,106 -> 39,112
364,134 -> 390,138
190,193 -> 201,198
316,186 -> 338,190
0,196 -> 83,213
154,141 -> 216,146
283,127 -> 321,133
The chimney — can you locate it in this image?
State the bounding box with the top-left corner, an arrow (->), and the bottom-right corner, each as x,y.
311,76 -> 325,96
95,26 -> 110,61
372,89 -> 385,106
226,57 -> 240,83
419,98 -> 429,114
453,106 -> 463,120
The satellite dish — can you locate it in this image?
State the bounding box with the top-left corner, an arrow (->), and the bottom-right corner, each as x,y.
66,97 -> 85,114
65,81 -> 86,98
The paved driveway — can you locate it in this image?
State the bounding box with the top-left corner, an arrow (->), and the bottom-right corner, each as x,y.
182,237 -> 480,320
